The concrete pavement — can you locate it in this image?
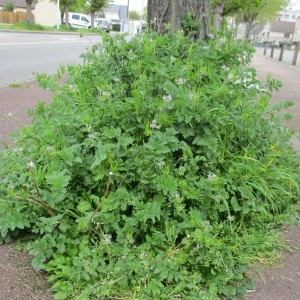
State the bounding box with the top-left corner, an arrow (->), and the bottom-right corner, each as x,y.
252,48 -> 300,151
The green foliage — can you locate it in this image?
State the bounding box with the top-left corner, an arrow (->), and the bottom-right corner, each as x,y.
1,31 -> 300,299
2,1 -> 14,11
129,10 -> 141,20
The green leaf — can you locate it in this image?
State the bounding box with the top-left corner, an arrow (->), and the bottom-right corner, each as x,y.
91,141 -> 107,170
154,174 -> 178,196
77,201 -> 92,213
46,170 -> 71,190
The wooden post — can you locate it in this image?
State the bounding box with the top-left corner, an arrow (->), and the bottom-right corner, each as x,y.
270,44 -> 276,58
292,41 -> 300,66
279,42 -> 285,61
263,41 -> 269,55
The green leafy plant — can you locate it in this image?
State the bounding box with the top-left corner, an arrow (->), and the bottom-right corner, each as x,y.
0,31 -> 299,299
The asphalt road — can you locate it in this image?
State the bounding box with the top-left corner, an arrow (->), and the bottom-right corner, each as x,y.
0,31 -> 102,87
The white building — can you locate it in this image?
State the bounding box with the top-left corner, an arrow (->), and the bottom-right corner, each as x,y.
278,7 -> 300,22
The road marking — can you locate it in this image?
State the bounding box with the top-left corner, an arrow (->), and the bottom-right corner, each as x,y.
0,40 -> 94,46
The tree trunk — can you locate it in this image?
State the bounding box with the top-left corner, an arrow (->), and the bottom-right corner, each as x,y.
213,0 -> 226,30
147,0 -> 210,39
26,0 -> 33,23
64,5 -> 70,26
90,11 -> 95,29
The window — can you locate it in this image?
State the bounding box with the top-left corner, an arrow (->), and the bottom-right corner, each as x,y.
72,15 -> 80,20
82,17 -> 89,22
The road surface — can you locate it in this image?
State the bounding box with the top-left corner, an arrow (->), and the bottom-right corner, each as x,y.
0,32 -> 101,87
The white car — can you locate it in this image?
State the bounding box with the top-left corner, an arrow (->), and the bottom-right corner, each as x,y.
94,18 -> 112,32
64,13 -> 91,29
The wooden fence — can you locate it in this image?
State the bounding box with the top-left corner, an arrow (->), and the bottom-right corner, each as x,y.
0,11 -> 27,24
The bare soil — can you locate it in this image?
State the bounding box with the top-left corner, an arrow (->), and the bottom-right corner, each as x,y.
0,52 -> 299,299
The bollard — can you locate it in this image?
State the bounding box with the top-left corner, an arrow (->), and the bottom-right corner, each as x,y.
263,41 -> 269,55
279,42 -> 285,61
270,44 -> 277,58
278,41 -> 293,61
292,41 -> 300,66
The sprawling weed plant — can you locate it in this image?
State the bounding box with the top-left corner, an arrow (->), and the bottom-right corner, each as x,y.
1,32 -> 300,299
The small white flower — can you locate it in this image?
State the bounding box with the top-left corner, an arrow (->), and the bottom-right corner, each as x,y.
170,55 -> 176,63
109,171 -> 113,176
207,33 -> 214,39
157,160 -> 165,168
207,173 -> 217,179
176,78 -> 186,85
221,65 -> 230,72
162,94 -> 172,102
4,112 -> 15,119
112,77 -> 120,82
188,93 -> 194,100
150,119 -> 160,129
175,193 -> 180,199
27,161 -> 35,169
87,133 -> 95,139
227,215 -> 234,221
187,234 -> 191,238
104,234 -> 112,244
46,146 -> 54,152
13,147 -> 23,153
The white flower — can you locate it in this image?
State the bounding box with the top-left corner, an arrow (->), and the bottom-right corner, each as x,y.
87,133 -> 95,139
109,171 -> 113,176
150,119 -> 160,129
4,112 -> 15,119
27,161 -> 35,169
46,146 -> 54,152
176,78 -> 186,85
221,65 -> 230,72
112,77 -> 120,82
188,93 -> 194,100
227,215 -> 234,221
207,173 -> 217,179
157,160 -> 165,168
162,94 -> 172,102
104,234 -> 112,244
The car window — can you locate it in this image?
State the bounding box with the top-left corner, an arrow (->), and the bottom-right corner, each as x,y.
72,15 -> 80,20
81,17 -> 89,22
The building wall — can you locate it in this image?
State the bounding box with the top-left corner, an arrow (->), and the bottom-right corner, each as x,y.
34,0 -> 58,26
278,8 -> 300,22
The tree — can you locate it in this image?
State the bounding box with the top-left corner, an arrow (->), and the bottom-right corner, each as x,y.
25,0 -> 34,23
2,1 -> 14,11
60,0 -> 79,26
147,0 -> 210,39
211,0 -> 288,31
87,0 -> 109,29
129,10 -> 141,20
237,0 -> 288,38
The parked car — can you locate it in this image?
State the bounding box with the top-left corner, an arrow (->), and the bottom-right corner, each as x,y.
94,18 -> 112,32
64,13 -> 91,29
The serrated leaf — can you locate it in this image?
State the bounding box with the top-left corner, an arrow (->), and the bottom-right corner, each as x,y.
46,170 -> 71,190
91,141 -> 107,170
77,201 -> 92,213
154,174 -> 178,196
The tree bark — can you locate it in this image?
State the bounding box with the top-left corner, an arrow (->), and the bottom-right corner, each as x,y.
213,0 -> 226,30
147,0 -> 210,39
26,0 -> 33,23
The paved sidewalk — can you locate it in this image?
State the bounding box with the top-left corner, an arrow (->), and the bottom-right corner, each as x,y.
252,48 -> 300,151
